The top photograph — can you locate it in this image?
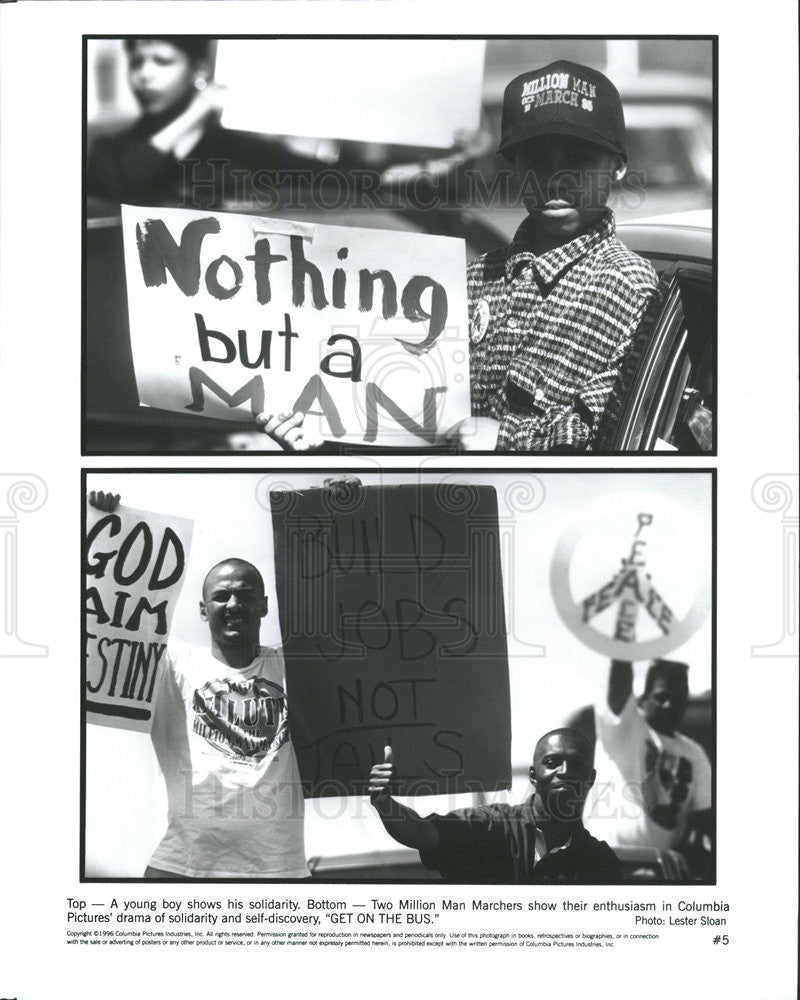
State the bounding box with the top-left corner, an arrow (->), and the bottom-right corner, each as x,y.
83,36 -> 715,455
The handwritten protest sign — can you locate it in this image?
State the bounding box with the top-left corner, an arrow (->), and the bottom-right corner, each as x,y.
85,504 -> 193,733
270,484 -> 511,797
215,40 -> 485,149
550,492 -> 711,660
121,206 -> 471,448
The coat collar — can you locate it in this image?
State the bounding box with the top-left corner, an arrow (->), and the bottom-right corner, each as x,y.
504,210 -> 616,286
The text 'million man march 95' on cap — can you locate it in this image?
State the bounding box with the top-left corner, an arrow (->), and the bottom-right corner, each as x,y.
498,60 -> 627,161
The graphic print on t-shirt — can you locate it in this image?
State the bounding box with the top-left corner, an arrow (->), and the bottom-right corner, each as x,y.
642,739 -> 693,829
192,675 -> 289,761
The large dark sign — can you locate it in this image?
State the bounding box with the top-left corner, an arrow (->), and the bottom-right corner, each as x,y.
271,483 -> 511,797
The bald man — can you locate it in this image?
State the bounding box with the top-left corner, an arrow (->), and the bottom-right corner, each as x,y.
368,728 -> 622,883
88,493 -> 308,880
140,557 -> 309,879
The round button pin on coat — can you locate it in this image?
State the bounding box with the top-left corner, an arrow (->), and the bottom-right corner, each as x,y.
470,299 -> 490,344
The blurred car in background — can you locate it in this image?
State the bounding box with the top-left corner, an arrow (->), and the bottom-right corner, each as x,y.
616,74 -> 712,218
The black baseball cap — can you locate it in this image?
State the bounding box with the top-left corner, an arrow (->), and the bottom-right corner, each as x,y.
498,60 -> 627,162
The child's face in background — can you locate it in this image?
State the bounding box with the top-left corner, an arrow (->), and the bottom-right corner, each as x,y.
513,135 -> 622,245
127,40 -> 197,117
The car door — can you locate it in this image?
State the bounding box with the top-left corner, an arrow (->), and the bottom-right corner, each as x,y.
611,262 -> 714,452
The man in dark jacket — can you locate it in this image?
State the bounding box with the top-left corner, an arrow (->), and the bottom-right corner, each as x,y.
368,727 -> 621,883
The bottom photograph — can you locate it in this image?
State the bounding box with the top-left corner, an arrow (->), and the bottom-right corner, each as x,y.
82,469 -> 714,884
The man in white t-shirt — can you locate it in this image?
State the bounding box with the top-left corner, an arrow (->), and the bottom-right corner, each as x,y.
88,492 -> 309,880
145,557 -> 309,879
584,659 -> 712,876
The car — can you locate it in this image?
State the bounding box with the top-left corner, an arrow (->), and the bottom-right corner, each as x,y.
612,94 -> 712,219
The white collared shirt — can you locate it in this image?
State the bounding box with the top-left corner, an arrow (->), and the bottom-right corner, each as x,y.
534,828 -> 574,866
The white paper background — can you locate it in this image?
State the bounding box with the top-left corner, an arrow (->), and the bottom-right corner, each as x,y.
216,38 -> 485,148
0,3 -> 797,1000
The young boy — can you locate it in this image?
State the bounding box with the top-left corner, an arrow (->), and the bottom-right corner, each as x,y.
449,59 -> 660,452
258,59 -> 659,453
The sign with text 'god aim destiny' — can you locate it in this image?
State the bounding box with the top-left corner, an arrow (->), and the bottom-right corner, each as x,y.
121,206 -> 471,448
85,503 -> 193,733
